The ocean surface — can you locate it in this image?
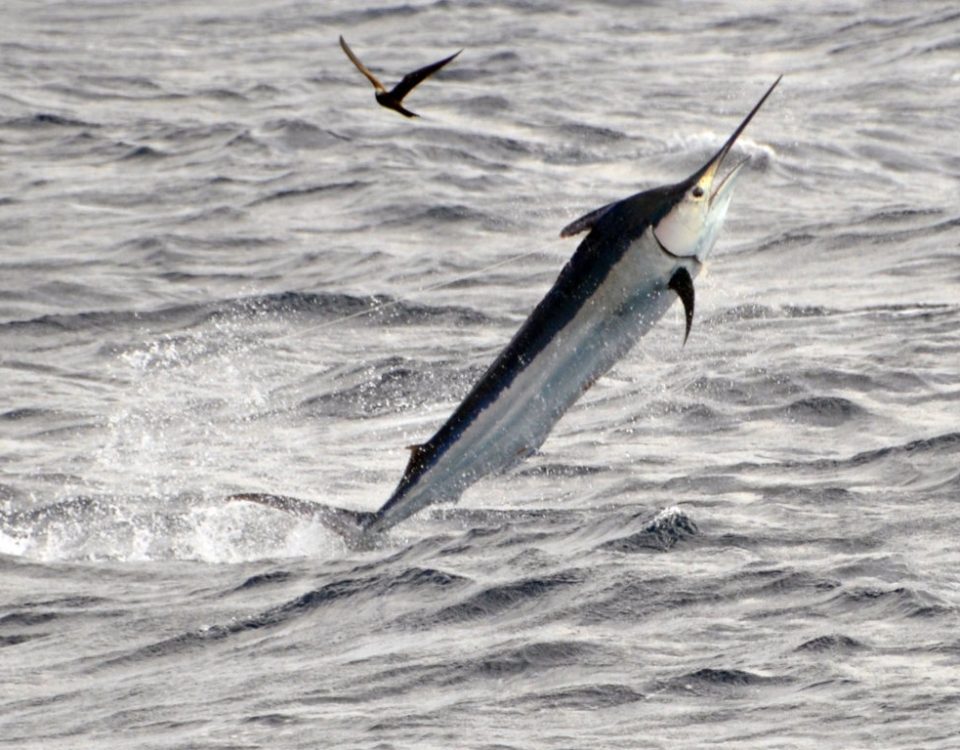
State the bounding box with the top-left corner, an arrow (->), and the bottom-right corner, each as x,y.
1,1 -> 959,747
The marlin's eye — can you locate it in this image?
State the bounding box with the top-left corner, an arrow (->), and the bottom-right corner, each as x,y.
692,186 -> 704,198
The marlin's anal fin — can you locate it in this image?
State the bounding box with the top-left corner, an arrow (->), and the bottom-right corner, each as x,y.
668,267 -> 695,345
403,444 -> 430,481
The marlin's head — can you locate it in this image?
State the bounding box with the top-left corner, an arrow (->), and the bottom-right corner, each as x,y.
652,76 -> 781,263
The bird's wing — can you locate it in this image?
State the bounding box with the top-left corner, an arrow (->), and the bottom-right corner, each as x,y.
339,36 -> 386,92
390,49 -> 461,102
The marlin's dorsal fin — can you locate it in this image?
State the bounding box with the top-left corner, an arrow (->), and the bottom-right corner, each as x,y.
559,201 -> 618,238
668,267 -> 695,345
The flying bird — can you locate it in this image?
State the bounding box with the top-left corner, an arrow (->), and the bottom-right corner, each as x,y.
338,35 -> 461,118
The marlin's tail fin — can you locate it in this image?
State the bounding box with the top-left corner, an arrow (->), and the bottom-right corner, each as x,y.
228,493 -> 377,546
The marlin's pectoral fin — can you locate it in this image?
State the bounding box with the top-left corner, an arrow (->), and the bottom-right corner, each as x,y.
559,201 -> 618,238
668,267 -> 695,345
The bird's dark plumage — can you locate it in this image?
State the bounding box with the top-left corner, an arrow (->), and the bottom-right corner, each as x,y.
339,36 -> 461,118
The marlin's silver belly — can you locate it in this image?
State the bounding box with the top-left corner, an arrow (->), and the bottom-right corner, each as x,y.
368,230 -> 698,534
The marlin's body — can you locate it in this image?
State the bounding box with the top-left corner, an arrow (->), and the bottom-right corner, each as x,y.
233,77 -> 781,544
369,199 -> 700,535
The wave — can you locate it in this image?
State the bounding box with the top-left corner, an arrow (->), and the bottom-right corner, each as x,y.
0,495 -> 102,529
248,180 -> 367,207
0,634 -> 44,647
423,570 -> 581,624
580,561 -> 842,626
0,592 -> 118,652
659,667 -> 786,695
2,290 -> 491,334
752,209 -> 959,258
77,74 -> 163,92
598,507 -> 698,553
516,682 -> 644,709
514,462 -> 603,478
458,95 -> 512,115
260,118 -> 352,149
310,3 -> 426,26
118,145 -> 167,161
301,357 -> 482,418
230,569 -> 296,592
0,113 -> 98,129
827,431 -> 960,471
723,432 -> 960,477
824,585 -> 954,620
751,395 -> 869,427
706,303 -> 836,323
795,634 -> 867,653
98,564 -> 468,667
0,611 -> 59,627
442,639 -> 604,683
191,88 -> 248,102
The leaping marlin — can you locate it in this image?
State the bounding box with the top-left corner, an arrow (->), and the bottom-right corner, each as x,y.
232,77 -> 782,544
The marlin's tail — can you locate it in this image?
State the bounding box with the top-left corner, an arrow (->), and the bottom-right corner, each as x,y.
228,493 -> 378,546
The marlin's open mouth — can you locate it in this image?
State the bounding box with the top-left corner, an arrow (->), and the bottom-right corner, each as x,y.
652,76 -> 781,262
711,156 -> 750,203
694,74 -> 782,212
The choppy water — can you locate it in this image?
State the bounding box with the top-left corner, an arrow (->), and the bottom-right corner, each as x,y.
2,1 -> 959,748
